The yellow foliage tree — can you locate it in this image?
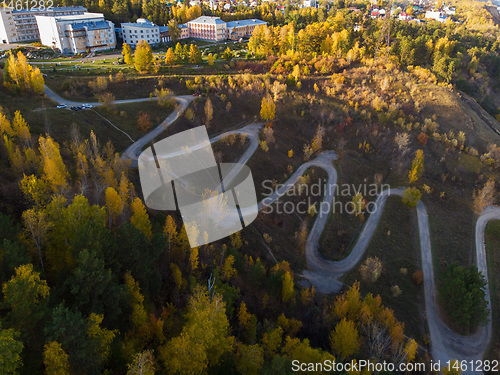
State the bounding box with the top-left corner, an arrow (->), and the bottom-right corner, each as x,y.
38,135 -> 68,193
163,215 -> 177,256
122,43 -> 134,66
105,187 -> 123,228
161,287 -> 234,373
20,174 -> 48,208
472,179 -> 496,214
230,232 -> 242,249
2,264 -> 50,332
408,149 -> 424,183
165,48 -> 174,66
190,247 -> 199,271
222,255 -> 237,281
238,302 -> 251,330
134,40 -> 153,73
130,197 -> 152,240
43,341 -> 70,375
5,51 -> 45,94
12,111 -> 31,148
236,343 -> 264,375
87,313 -> 116,364
260,94 -> 275,122
282,271 -> 294,303
329,318 -> 360,360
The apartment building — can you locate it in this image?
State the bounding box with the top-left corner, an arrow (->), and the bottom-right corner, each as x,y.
0,6 -> 86,43
187,16 -> 227,42
121,18 -> 160,47
36,12 -> 115,54
226,18 -> 266,40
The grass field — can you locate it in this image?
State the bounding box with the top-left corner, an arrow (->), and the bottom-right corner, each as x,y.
485,220 -> 500,360
0,88 -> 173,152
341,196 -> 425,341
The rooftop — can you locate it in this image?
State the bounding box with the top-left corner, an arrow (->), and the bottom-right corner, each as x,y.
226,19 -> 267,28
35,12 -> 105,21
187,16 -> 226,25
68,20 -> 111,31
121,18 -> 158,28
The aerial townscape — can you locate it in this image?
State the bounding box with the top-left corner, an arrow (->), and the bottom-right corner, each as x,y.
0,0 -> 499,373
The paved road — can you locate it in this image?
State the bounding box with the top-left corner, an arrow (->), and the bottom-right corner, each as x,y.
121,95 -> 194,167
44,84 -> 158,107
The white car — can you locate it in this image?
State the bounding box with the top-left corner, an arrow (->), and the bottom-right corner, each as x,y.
56,104 -> 67,109
82,104 -> 93,108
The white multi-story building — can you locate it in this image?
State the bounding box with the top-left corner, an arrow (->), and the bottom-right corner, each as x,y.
121,18 -> 160,47
0,7 -> 16,44
0,6 -> 86,43
303,0 -> 317,7
187,16 -> 227,42
36,12 -> 115,54
118,15 -> 267,46
425,10 -> 447,22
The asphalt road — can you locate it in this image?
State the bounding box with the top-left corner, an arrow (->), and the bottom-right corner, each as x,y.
44,84 -> 157,107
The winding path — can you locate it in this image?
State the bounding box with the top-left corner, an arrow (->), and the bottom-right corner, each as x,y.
45,85 -> 496,372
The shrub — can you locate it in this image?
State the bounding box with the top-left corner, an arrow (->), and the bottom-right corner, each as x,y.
88,76 -> 108,93
412,270 -> 423,285
417,132 -> 428,145
153,88 -> 174,108
402,187 -> 421,208
359,257 -> 382,283
97,92 -> 115,111
391,285 -> 402,298
114,71 -> 126,83
137,112 -> 152,132
439,264 -> 489,331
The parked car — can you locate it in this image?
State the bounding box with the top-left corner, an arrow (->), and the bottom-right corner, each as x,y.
56,104 -> 67,109
192,92 -> 201,96
70,106 -> 80,111
82,104 -> 93,108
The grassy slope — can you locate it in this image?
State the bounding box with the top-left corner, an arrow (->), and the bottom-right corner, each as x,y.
341,196 -> 425,340
0,87 -> 173,152
485,220 -> 500,361
3,64 -> 499,351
